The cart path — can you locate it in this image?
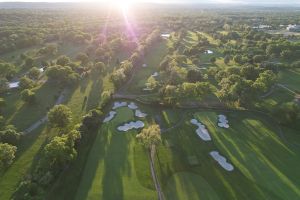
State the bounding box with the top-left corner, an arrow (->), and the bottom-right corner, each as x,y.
23,89 -> 67,134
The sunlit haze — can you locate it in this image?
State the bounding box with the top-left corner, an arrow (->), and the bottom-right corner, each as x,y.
0,0 -> 299,5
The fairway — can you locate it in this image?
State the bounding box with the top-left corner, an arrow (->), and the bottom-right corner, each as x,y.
1,3 -> 300,200
125,40 -> 167,94
155,110 -> 300,200
75,106 -> 157,200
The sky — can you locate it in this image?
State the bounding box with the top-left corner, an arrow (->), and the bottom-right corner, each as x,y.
0,0 -> 298,5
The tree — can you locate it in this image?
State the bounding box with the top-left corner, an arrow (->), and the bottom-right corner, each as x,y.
210,57 -> 216,63
0,62 -> 16,79
25,57 -> 34,68
76,53 -> 89,64
56,55 -> 70,66
145,76 -> 158,90
46,65 -> 79,85
21,89 -> 36,104
253,70 -> 277,93
253,55 -> 265,63
0,98 -> 5,110
92,62 -> 105,75
19,77 -> 34,90
28,67 -> 41,80
0,126 -> 21,145
0,143 -> 17,171
81,109 -> 103,131
48,105 -> 72,129
0,78 -> 9,93
136,124 -> 161,150
42,130 -> 80,173
186,69 -> 203,83
224,55 -> 230,65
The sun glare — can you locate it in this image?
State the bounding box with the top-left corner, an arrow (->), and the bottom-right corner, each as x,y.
109,0 -> 132,11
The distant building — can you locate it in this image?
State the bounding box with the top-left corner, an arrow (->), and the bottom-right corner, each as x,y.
286,24 -> 300,32
253,25 -> 271,29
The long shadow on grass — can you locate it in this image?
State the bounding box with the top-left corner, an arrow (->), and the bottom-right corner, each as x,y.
85,78 -> 103,112
74,127 -> 110,200
101,128 -> 130,200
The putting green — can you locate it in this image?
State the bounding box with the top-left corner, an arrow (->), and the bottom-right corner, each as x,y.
164,172 -> 220,200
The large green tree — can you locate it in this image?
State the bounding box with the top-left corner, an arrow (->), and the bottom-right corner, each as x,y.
48,105 -> 72,129
136,124 -> 161,150
0,143 -> 17,171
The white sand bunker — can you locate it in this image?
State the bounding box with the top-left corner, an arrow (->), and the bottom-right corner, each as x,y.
117,121 -> 145,132
9,81 -> 20,89
112,102 -> 127,109
135,110 -> 147,118
128,102 -> 138,110
205,50 -> 213,54
143,87 -> 153,91
151,72 -> 159,77
103,111 -> 117,123
190,119 -> 212,141
142,64 -> 147,68
161,33 -> 170,38
218,114 -> 229,128
210,151 -> 234,171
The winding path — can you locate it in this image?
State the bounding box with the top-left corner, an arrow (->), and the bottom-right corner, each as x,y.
23,89 -> 67,134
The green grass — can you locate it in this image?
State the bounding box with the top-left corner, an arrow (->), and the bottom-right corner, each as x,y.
155,110 -> 300,200
3,82 -> 62,131
126,40 -> 167,94
0,125 -> 48,200
278,69 -> 300,92
74,106 -> 156,200
255,87 -> 295,112
164,172 -> 220,200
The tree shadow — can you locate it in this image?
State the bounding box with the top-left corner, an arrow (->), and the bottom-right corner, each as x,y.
74,127 -> 110,200
101,129 -> 130,200
85,78 -> 103,112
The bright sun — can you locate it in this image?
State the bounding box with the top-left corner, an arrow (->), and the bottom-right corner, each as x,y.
109,0 -> 133,10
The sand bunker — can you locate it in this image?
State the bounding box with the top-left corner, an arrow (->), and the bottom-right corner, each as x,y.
205,50 -> 213,54
103,111 -> 117,123
151,72 -> 159,77
161,33 -> 170,38
210,151 -> 234,171
9,81 -> 20,89
112,102 -> 127,109
143,88 -> 153,91
218,114 -> 229,128
128,102 -> 138,110
117,121 -> 145,132
135,110 -> 147,118
142,64 -> 147,68
190,119 -> 212,141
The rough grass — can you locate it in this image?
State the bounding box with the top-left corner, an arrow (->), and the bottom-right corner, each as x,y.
74,106 -> 156,200
155,110 -> 300,200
